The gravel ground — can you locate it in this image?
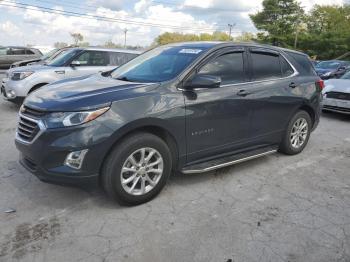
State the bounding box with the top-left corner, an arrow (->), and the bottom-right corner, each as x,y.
0,97 -> 349,262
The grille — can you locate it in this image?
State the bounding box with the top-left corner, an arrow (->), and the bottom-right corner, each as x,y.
20,105 -> 46,118
17,115 -> 40,142
326,92 -> 350,101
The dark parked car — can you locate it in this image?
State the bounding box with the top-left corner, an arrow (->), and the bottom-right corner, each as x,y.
315,60 -> 350,80
0,46 -> 42,69
15,42 -> 322,205
10,47 -> 73,68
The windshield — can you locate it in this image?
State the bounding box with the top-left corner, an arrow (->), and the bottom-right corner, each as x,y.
48,49 -> 82,67
111,46 -> 205,82
341,71 -> 350,79
316,61 -> 340,70
41,49 -> 58,60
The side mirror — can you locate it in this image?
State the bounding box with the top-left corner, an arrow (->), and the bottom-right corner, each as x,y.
185,74 -> 221,89
70,60 -> 81,67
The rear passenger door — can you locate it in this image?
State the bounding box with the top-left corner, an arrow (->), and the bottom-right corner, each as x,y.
246,48 -> 298,145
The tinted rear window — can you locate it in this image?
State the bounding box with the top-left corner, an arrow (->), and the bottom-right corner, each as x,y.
286,52 -> 316,76
251,52 -> 281,80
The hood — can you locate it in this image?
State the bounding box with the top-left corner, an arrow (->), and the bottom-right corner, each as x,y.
24,74 -> 159,111
12,58 -> 42,66
323,79 -> 350,94
7,64 -> 53,74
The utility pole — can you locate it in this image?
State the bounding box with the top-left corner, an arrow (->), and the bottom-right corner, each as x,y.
123,28 -> 128,48
228,23 -> 235,41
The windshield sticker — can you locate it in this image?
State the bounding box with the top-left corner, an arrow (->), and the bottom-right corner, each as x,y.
179,49 -> 202,54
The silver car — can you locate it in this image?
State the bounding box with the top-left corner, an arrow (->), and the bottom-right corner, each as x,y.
0,46 -> 42,70
322,71 -> 350,114
1,47 -> 141,103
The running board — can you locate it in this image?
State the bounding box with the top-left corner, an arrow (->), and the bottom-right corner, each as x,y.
182,148 -> 277,174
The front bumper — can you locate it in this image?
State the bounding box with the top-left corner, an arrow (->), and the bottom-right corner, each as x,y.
322,97 -> 350,114
2,77 -> 32,99
15,115 -> 115,187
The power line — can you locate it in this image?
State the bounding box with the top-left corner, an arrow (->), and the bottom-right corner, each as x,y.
31,0 -> 229,27
0,1 -> 229,32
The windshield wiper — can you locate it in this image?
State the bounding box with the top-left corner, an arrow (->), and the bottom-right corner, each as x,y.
116,76 -> 135,82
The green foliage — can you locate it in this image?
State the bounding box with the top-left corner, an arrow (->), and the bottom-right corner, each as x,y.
250,0 -> 304,46
250,1 -> 350,59
154,31 -> 231,45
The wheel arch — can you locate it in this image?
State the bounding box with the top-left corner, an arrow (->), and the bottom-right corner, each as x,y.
29,83 -> 49,93
298,104 -> 315,126
99,120 -> 181,182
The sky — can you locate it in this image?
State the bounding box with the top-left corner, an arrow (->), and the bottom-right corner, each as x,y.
0,0 -> 348,48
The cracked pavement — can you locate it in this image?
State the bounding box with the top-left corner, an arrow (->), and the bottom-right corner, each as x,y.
0,96 -> 349,262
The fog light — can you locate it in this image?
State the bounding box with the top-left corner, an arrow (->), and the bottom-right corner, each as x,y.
6,90 -> 16,98
64,149 -> 88,169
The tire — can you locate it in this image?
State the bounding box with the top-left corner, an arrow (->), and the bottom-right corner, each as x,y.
102,132 -> 172,205
279,110 -> 312,155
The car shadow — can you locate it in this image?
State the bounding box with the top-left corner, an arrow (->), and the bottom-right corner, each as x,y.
321,111 -> 350,122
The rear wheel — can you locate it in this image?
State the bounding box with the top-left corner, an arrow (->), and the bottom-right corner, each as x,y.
102,132 -> 172,205
279,110 -> 312,155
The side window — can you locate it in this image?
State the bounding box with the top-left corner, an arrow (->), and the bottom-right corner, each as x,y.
26,49 -> 35,55
287,52 -> 316,76
280,56 -> 294,77
73,51 -> 109,66
250,51 -> 281,80
198,52 -> 245,85
10,48 -> 26,55
0,48 -> 9,55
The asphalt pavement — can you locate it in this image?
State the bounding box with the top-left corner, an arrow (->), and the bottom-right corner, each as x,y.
0,97 -> 349,262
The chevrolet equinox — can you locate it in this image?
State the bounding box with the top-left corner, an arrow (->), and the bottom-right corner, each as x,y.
15,42 -> 323,205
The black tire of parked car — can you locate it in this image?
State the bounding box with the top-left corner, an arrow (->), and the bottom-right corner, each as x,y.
102,132 -> 172,205
279,110 -> 312,155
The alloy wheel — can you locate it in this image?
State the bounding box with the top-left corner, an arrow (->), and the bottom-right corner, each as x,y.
290,117 -> 308,149
120,147 -> 164,196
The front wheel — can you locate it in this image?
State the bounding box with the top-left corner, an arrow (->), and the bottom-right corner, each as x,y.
279,110 -> 312,155
102,132 -> 172,205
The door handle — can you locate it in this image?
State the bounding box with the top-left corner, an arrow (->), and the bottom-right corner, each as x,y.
237,89 -> 249,97
289,82 -> 297,88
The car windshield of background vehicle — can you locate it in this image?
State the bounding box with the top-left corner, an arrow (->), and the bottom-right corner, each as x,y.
340,71 -> 350,79
47,49 -> 82,67
111,46 -> 205,82
316,61 -> 340,69
41,49 -> 58,60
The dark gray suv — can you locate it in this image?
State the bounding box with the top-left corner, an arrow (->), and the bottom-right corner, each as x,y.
0,46 -> 42,69
15,42 -> 323,205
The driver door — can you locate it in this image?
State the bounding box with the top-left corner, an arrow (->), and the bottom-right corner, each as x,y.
184,48 -> 254,163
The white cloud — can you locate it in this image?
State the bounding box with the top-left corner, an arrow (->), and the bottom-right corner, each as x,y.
0,0 -> 348,47
0,21 -> 22,37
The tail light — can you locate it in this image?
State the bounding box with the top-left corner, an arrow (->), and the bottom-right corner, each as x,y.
316,79 -> 325,91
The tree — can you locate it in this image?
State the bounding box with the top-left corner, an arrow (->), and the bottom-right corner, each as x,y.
153,31 -> 231,45
297,5 -> 350,59
54,42 -> 68,48
70,32 -> 84,45
250,0 -> 304,47
234,32 -> 255,42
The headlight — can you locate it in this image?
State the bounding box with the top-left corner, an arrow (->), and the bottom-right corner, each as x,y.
322,72 -> 332,77
44,107 -> 110,128
11,71 -> 34,81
